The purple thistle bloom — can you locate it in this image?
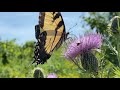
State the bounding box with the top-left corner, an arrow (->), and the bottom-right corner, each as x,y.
47,73 -> 58,78
64,33 -> 102,59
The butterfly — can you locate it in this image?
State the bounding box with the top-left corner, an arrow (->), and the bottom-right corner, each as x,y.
33,12 -> 69,65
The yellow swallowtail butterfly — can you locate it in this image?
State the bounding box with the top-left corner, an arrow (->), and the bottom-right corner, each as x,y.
33,12 -> 69,65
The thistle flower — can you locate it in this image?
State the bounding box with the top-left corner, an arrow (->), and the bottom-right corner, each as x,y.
47,73 -> 58,78
64,33 -> 102,74
64,33 -> 102,59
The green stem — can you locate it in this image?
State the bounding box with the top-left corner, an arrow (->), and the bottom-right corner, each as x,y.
105,38 -> 117,55
116,34 -> 120,67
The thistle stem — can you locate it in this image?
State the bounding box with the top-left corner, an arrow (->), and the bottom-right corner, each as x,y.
116,34 -> 120,67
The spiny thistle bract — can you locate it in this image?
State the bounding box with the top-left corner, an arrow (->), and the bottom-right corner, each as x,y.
64,33 -> 102,74
33,68 -> 44,78
108,16 -> 120,34
81,52 -> 98,74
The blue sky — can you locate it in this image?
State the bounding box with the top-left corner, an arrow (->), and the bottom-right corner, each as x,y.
0,12 -> 88,45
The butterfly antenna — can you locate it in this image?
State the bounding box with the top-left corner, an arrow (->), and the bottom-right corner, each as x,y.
68,23 -> 78,37
68,23 -> 77,33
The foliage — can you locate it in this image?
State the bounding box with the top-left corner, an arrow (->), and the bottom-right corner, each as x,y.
0,40 -> 81,78
81,12 -> 120,78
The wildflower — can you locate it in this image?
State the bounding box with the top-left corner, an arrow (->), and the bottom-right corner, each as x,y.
47,73 -> 58,78
65,33 -> 102,59
64,33 -> 102,74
